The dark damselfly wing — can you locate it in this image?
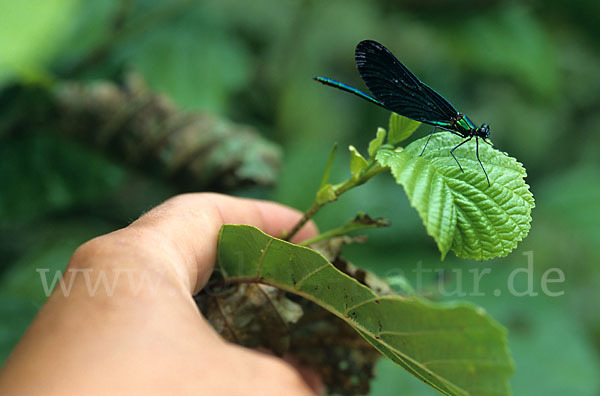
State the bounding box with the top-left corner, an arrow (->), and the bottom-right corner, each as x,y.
355,40 -> 459,127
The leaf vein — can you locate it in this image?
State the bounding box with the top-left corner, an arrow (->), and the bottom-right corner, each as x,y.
293,263 -> 329,290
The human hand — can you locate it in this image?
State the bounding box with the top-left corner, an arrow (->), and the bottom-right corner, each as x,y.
0,193 -> 321,395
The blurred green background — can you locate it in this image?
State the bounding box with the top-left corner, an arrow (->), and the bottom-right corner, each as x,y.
1,0 -> 599,394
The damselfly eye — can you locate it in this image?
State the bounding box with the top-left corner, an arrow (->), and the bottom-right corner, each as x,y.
481,124 -> 490,137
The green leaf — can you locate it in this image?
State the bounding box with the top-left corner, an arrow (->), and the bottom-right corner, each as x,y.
316,183 -> 336,205
388,114 -> 421,145
349,145 -> 368,178
368,127 -> 387,157
376,133 -> 534,260
217,224 -> 514,396
319,143 -> 338,189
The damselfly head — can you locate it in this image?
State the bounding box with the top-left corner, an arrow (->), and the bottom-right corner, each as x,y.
478,124 -> 490,139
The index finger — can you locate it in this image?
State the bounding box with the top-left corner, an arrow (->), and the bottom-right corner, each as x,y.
128,193 -> 318,293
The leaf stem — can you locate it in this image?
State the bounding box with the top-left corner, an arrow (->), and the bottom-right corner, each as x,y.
283,160 -> 387,241
299,215 -> 389,246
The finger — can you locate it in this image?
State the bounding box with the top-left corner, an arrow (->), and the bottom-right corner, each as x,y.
127,193 -> 318,293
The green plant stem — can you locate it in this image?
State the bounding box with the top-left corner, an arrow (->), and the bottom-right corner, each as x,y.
284,160 -> 387,241
299,218 -> 386,247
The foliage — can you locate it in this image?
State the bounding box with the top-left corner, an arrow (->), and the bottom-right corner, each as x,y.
387,114 -> 421,146
1,0 -> 600,395
205,113 -> 532,394
376,133 -> 534,260
217,225 -> 513,396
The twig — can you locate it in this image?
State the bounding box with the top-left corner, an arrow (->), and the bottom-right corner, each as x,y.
284,160 -> 387,241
